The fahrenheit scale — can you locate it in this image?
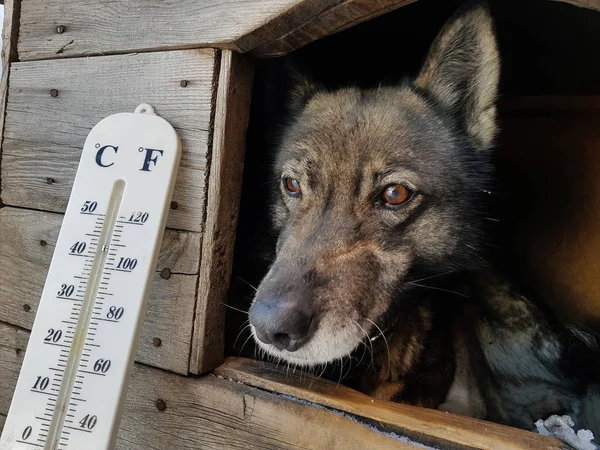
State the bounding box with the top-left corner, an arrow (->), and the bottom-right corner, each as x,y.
0,104 -> 181,449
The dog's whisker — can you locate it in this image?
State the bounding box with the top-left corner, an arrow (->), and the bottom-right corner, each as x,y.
408,269 -> 456,285
220,301 -> 249,315
238,332 -> 255,357
343,353 -> 353,381
405,282 -> 470,298
365,318 -> 391,380
236,276 -> 259,293
356,338 -> 368,368
354,320 -> 375,373
233,322 -> 252,350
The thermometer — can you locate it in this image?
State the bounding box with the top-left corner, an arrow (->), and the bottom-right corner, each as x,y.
0,104 -> 181,449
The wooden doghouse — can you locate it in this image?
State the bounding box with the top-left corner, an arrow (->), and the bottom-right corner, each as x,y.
0,0 -> 598,448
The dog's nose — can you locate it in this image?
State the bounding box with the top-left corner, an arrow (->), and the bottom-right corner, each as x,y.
249,297 -> 314,352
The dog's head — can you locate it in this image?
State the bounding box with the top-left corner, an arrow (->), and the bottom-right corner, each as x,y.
249,4 -> 500,366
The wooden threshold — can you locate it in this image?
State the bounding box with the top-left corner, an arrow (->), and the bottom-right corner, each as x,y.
215,357 -> 565,450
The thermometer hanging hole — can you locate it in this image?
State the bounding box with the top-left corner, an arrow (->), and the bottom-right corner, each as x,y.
134,103 -> 155,115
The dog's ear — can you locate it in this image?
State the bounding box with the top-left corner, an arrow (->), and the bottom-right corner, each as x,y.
415,2 -> 500,149
284,60 -> 323,117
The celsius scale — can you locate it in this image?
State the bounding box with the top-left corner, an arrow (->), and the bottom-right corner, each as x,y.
0,104 -> 181,449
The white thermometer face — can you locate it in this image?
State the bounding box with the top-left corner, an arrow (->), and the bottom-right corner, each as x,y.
0,106 -> 181,450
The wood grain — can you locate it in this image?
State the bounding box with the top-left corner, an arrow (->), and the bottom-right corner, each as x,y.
0,323 -> 416,449
0,0 -> 20,155
190,51 -> 254,374
0,323 -> 29,416
252,0 -> 417,58
0,208 -> 200,274
552,0 -> 600,12
15,0 -> 441,61
0,207 -> 198,374
215,358 -> 565,450
11,0 -> 600,61
1,49 -> 216,232
16,0 -> 302,60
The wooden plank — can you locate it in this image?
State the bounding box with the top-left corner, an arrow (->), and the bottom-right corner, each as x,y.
215,358 -> 565,450
11,0 -> 600,61
190,51 -> 254,374
252,0 -> 417,58
1,49 -> 216,232
0,0 -> 20,151
0,208 -> 200,275
0,208 -> 198,374
0,323 -> 29,415
156,229 -> 201,275
16,0 -> 302,60
552,0 -> 600,12
0,323 -> 417,449
15,0 -> 427,61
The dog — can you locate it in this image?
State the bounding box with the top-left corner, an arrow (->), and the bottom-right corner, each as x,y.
247,1 -> 600,434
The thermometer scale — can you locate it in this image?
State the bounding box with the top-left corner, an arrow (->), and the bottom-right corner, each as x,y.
0,104 -> 181,449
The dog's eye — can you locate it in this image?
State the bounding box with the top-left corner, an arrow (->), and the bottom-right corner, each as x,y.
283,177 -> 301,196
381,184 -> 412,206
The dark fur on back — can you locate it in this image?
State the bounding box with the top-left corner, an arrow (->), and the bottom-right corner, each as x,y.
247,1 -> 600,434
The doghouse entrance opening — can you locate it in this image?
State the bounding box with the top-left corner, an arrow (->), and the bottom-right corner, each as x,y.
225,0 -> 600,403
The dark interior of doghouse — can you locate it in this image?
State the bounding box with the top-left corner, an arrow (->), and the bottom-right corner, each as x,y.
225,0 -> 600,383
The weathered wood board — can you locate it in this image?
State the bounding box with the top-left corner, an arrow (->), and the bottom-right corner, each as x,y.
17,0 -> 303,59
190,50 -> 254,374
15,0 -> 419,61
0,323 -> 416,449
251,0 -> 418,57
0,0 -> 20,143
0,207 -> 199,374
550,0 -> 600,12
215,358 -> 565,450
1,49 -> 216,232
15,0 -> 599,62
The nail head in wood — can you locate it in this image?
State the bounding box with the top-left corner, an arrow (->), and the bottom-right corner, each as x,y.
180,80 -> 188,87
155,399 -> 166,411
23,304 -> 31,312
160,268 -> 171,280
170,201 -> 178,210
50,89 -> 59,97
152,337 -> 162,347
40,240 -> 47,246
46,177 -> 56,184
56,25 -> 65,34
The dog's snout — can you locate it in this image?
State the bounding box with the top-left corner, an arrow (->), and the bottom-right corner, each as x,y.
249,297 -> 314,352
